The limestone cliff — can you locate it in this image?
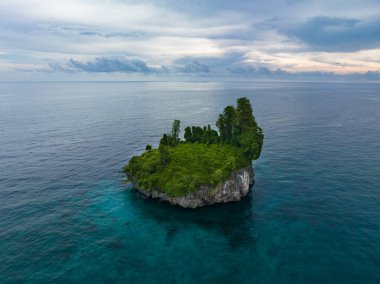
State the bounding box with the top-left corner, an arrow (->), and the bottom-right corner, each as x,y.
131,166 -> 254,208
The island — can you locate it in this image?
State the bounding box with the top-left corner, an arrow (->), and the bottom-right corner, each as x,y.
124,97 -> 264,208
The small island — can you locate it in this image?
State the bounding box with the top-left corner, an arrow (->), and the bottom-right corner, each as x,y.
124,97 -> 264,208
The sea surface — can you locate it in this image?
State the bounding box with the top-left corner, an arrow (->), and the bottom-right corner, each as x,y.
0,81 -> 379,283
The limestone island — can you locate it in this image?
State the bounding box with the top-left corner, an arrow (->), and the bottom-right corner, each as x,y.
124,97 -> 264,208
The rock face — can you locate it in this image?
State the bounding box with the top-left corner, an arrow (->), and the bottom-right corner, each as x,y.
132,166 -> 254,209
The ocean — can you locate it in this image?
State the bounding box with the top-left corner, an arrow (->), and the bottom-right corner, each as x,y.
0,81 -> 379,283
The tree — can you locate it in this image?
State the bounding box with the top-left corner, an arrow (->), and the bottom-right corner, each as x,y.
236,97 -> 257,131
238,131 -> 263,160
145,144 -> 152,151
216,97 -> 263,160
159,120 -> 181,147
184,126 -> 193,142
204,125 -> 219,144
171,119 -> 181,144
217,105 -> 236,143
159,133 -> 170,147
235,97 -> 263,159
223,105 -> 237,143
184,124 -> 219,144
216,114 -> 226,142
257,126 -> 264,158
191,126 -> 204,143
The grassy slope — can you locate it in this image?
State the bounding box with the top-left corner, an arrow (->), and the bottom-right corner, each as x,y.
124,143 -> 250,197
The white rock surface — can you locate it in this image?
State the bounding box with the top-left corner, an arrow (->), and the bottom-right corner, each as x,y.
133,166 -> 254,208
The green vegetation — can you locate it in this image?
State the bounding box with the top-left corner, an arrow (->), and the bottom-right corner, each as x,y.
216,97 -> 263,160
125,143 -> 249,197
124,97 -> 264,197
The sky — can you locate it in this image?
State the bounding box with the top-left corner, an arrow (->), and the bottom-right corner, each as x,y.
1,0 -> 380,81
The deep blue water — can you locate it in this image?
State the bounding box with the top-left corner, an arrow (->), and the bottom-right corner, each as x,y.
0,81 -> 379,283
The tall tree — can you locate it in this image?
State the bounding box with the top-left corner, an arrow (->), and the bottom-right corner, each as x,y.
235,97 -> 263,159
159,133 -> 170,147
217,105 -> 236,143
191,126 -> 204,143
184,126 -> 193,142
216,97 -> 264,160
171,119 -> 181,145
223,105 -> 236,143
236,97 -> 257,131
216,114 -> 226,141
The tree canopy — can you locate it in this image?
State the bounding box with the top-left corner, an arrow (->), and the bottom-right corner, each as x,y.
210,97 -> 263,160
159,119 -> 181,147
124,97 -> 264,197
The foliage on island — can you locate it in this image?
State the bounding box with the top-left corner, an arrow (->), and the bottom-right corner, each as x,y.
124,97 -> 264,197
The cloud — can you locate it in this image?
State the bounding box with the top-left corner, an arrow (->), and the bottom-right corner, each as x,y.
361,71 -> 380,80
36,24 -> 146,39
177,61 -> 210,73
174,53 -> 248,72
50,57 -> 168,73
227,66 -> 285,76
227,66 -> 380,81
283,16 -> 380,52
14,55 -> 380,82
1,0 -> 380,80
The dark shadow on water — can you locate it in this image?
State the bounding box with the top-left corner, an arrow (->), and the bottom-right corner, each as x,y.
125,186 -> 258,249
165,226 -> 179,245
108,238 -> 125,250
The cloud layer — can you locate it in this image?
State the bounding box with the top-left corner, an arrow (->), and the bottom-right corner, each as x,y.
64,57 -> 165,73
284,16 -> 380,52
0,0 -> 379,80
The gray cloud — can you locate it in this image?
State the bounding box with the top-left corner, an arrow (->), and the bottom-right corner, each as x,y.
33,56 -> 380,81
50,57 -> 168,73
173,54 -> 380,81
361,71 -> 380,80
174,53 -> 247,71
228,67 -> 380,81
227,66 -> 286,76
1,0 -> 380,79
48,62 -> 76,73
36,24 -> 146,38
177,61 -> 210,73
283,16 -> 380,51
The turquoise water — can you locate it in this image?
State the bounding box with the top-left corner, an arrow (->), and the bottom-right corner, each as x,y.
0,81 -> 379,283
